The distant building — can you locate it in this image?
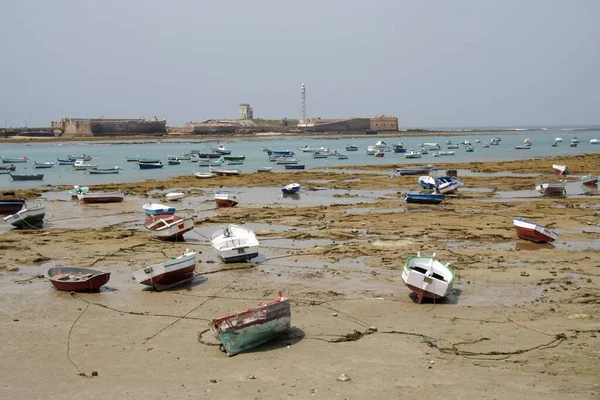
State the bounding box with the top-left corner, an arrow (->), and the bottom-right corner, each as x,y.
239,104 -> 253,120
52,116 -> 167,136
369,116 -> 398,131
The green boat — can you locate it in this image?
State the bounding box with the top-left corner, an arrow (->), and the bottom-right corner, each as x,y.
222,155 -> 246,161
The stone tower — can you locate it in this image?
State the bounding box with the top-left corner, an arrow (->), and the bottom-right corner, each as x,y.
239,104 -> 253,120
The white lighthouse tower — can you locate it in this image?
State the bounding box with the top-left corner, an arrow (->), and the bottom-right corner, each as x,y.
300,83 -> 306,125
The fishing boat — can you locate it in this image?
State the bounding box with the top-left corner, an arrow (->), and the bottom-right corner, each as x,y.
209,292 -> 291,356
405,150 -> 421,159
435,176 -> 461,194
144,214 -> 194,241
138,161 -> 164,169
284,164 -> 306,170
168,159 -> 181,165
514,144 -> 531,150
536,182 -> 566,196
282,183 -> 300,194
256,166 -> 273,173
210,166 -> 241,176
298,145 -> 316,153
143,202 -> 176,216
276,157 -> 300,164
375,150 -> 385,157
437,151 -> 455,156
197,158 -> 223,167
210,224 -> 259,263
133,249 -> 197,290
215,192 -> 238,208
402,253 -> 456,304
3,204 -> 45,228
418,175 -> 436,190
345,145 -> 359,151
395,165 -> 436,176
73,160 -> 98,170
33,161 -> 55,168
56,158 -> 76,165
9,173 -> 43,181
77,191 -> 125,204
223,155 -> 246,161
213,144 -> 232,155
46,267 -> 111,292
552,164 -> 568,176
68,186 -> 88,199
193,171 -> 215,178
166,192 -> 184,201
365,146 -> 377,155
1,156 -> 27,163
447,144 -> 460,149
0,198 -> 25,215
88,166 -> 121,174
580,173 -> 599,186
393,143 -> 407,153
513,217 -> 559,243
590,138 -> 600,145
404,193 -> 445,204
0,164 -> 16,171
68,154 -> 92,161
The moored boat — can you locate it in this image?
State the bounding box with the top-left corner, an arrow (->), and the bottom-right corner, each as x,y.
256,166 -> 273,172
144,214 -> 194,241
57,158 -> 76,165
209,167 -> 241,175
535,182 -> 566,196
133,249 -> 197,290
223,155 -> 246,161
1,156 -> 27,163
9,173 -> 43,181
46,267 -> 110,292
213,144 -> 232,155
402,252 -> 456,303
68,154 -> 92,161
209,292 -> 291,356
345,145 -> 359,151
143,202 -> 176,216
210,224 -> 259,263
393,143 -> 406,153
168,159 -> 181,165
276,157 -> 300,165
405,150 -> 421,159
590,138 -> 600,145
193,171 -> 215,179
404,193 -> 445,204
513,217 -> 559,243
214,192 -> 238,207
0,164 -> 16,171
33,161 -> 55,168
3,204 -> 45,228
77,191 -> 125,204
73,160 -> 98,170
88,166 -> 121,174
138,161 -> 164,169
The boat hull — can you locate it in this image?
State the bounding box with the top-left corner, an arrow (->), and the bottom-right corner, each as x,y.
78,192 -> 124,204
4,207 -> 46,228
134,252 -> 196,290
144,215 -> 194,240
404,194 -> 445,204
9,173 -> 43,181
47,267 -> 110,292
402,255 -> 455,303
513,218 -> 558,243
0,199 -> 25,215
535,183 -> 566,196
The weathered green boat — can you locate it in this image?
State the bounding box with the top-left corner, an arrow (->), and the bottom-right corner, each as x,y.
222,155 -> 246,161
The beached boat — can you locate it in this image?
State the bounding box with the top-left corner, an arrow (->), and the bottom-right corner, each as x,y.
395,165 -> 436,176
166,192 -> 184,201
256,166 -> 273,173
284,164 -> 305,170
215,192 -> 238,208
9,173 -> 43,181
404,193 -> 445,205
143,202 -> 176,216
133,249 -> 197,290
210,224 -> 259,263
73,160 -> 98,170
581,173 -> 599,186
282,183 -> 300,194
0,198 -> 25,215
405,150 -> 421,159
536,182 -> 566,196
68,186 -> 88,199
209,292 -> 291,356
77,191 -> 125,204
88,166 -> 121,174
46,267 -> 110,292
33,161 -> 54,168
144,214 -> 194,241
552,164 -> 568,176
513,217 -> 559,243
3,204 -> 45,228
446,169 -> 458,177
193,171 -> 215,179
210,167 -> 241,176
435,176 -> 462,194
402,253 -> 456,304
345,145 -> 359,151
138,161 -> 164,169
418,175 -> 436,190
1,157 -> 27,163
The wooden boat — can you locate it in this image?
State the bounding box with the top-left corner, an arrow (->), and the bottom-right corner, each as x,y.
435,176 -> 461,194
143,202 -> 176,215
167,154 -> 191,161
276,158 -> 300,165
552,164 -> 568,176
514,144 -> 531,150
418,175 -> 436,189
404,193 -> 445,204
133,249 -> 196,290
0,198 -> 25,215
393,143 -> 406,153
144,214 -> 194,241
1,156 -> 27,163
437,151 -> 455,156
68,186 -> 88,199
33,161 -> 55,168
535,182 -> 566,196
405,150 -> 421,159
284,164 -> 305,170
166,192 -> 184,201
224,160 -> 244,165
168,159 -> 181,165
77,191 -> 125,204
421,142 -> 441,150
0,164 -> 16,171
138,157 -> 161,163
282,183 -> 300,194
46,267 -> 110,292
9,173 -> 43,181
447,144 -> 460,149
345,145 -> 359,151
210,224 -> 259,263
57,158 -> 76,165
88,166 -> 121,174
138,161 -> 164,169
195,153 -> 221,159
395,165 -> 436,176
298,145 -> 316,153
68,154 -> 92,161
214,192 -> 238,208
193,171 -> 215,179
3,204 -> 45,228
513,217 -> 559,243
256,166 -> 273,173
580,173 -> 598,186
402,253 -> 456,303
213,144 -> 232,155
223,155 -> 246,161
209,167 -> 241,176
73,160 -> 98,170
197,158 -> 223,166
209,292 -> 291,356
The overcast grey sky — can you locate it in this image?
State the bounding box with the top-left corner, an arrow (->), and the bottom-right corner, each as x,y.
1,0 -> 599,128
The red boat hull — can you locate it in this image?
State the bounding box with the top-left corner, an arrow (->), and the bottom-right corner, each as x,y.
215,199 -> 238,208
406,284 -> 443,302
0,199 -> 26,215
138,265 -> 195,289
49,273 -> 111,292
514,226 -> 555,243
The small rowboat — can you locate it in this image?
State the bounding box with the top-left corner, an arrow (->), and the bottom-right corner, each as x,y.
57,158 -> 76,165
0,164 -> 16,171
69,186 -> 89,199
0,198 -> 25,215
581,173 -> 598,186
404,193 -> 445,204
9,173 -> 43,181
256,166 -> 273,173
215,192 -> 238,208
209,167 -> 241,176
1,157 -> 27,163
402,252 -> 456,303
210,224 -> 259,263
284,164 -> 305,170
193,171 -> 215,179
46,267 -> 110,292
144,214 -> 194,241
513,217 -> 559,243
282,183 -> 300,194
33,161 -> 55,168
143,202 -> 176,215
552,164 -> 568,176
138,161 -> 164,169
88,166 -> 121,174
535,182 -> 566,196
133,249 -> 197,290
77,191 -> 125,204
3,204 -> 45,228
166,192 -> 185,201
168,159 -> 181,165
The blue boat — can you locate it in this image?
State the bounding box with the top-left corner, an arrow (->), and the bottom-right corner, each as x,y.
57,158 -> 76,165
404,193 -> 445,204
269,150 -> 295,157
138,161 -> 164,169
418,175 -> 436,189
284,164 -> 305,170
282,183 -> 301,194
393,143 -> 407,153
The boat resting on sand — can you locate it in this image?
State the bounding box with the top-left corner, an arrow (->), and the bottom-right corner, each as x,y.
209,292 -> 291,356
552,164 -> 568,176
580,173 -> 598,186
404,193 -> 445,205
210,224 -> 259,263
402,253 -> 456,304
3,204 -> 45,228
513,217 -> 559,243
77,191 -> 125,204
46,267 -> 111,292
144,214 -> 194,241
193,171 -> 215,179
0,198 -> 26,215
215,192 -> 238,208
69,186 -> 89,199
209,167 -> 241,176
133,249 -> 197,290
535,182 -> 566,196
143,202 -> 176,216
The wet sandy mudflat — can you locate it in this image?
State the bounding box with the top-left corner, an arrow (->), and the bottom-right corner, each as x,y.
0,153 -> 599,399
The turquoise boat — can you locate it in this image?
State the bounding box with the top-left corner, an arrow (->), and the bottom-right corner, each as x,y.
209,293 -> 291,356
